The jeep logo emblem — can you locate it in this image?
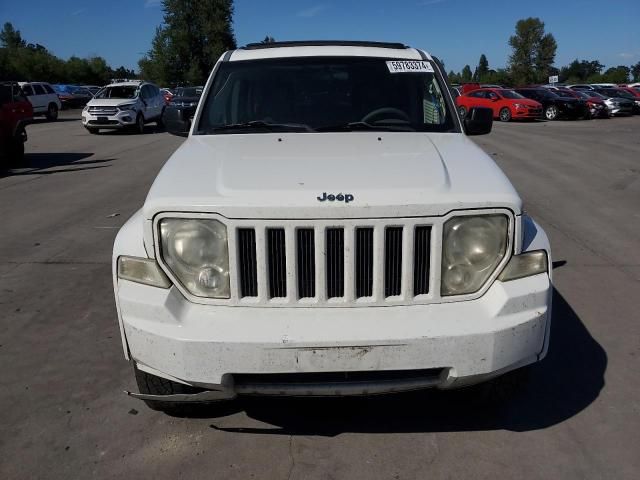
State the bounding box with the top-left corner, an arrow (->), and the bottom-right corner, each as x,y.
317,192 -> 354,203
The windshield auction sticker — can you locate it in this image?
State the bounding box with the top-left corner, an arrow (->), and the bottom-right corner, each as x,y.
386,60 -> 434,73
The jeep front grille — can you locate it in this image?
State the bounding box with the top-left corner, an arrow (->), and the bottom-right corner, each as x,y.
235,221 -> 432,306
88,106 -> 118,115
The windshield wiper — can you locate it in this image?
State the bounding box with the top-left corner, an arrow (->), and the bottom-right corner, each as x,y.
203,121 -> 313,133
316,121 -> 415,132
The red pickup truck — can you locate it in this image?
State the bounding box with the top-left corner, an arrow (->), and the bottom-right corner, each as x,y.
1,82 -> 33,167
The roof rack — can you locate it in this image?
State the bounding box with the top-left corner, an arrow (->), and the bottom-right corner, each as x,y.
242,40 -> 409,50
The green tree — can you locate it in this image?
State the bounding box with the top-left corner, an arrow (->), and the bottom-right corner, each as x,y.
601,65 -> 630,83
508,17 -> 557,85
632,62 -> 640,82
139,0 -> 236,86
559,59 -> 604,83
0,22 -> 26,49
473,54 -> 489,82
461,65 -> 472,82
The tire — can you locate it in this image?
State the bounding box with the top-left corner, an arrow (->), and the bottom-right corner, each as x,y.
8,136 -> 25,166
45,103 -> 59,121
135,113 -> 145,134
458,106 -> 467,119
470,366 -> 532,405
86,127 -> 99,134
156,108 -> 165,128
134,364 -> 209,415
544,105 -> 558,121
499,107 -> 512,122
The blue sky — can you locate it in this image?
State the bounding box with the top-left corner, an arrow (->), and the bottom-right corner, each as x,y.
1,0 -> 638,73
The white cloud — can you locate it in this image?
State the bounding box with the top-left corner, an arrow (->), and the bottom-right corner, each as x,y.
297,5 -> 325,18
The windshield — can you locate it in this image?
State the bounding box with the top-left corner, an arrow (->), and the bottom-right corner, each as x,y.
95,86 -> 138,99
197,57 -> 456,134
176,87 -> 203,97
499,89 -> 525,99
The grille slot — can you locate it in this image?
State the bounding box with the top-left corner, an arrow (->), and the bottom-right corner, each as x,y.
267,228 -> 287,298
296,229 -> 315,298
384,227 -> 403,297
237,228 -> 258,297
413,226 -> 431,295
355,228 -> 374,298
326,228 -> 344,298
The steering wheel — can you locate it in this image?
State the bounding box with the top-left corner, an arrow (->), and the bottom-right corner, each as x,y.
361,107 -> 410,124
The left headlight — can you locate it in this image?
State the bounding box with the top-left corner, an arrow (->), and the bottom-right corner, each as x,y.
118,103 -> 137,112
159,218 -> 230,298
441,214 -> 508,296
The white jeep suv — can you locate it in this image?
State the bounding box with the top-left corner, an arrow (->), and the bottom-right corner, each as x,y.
82,81 -> 164,134
113,41 -> 552,412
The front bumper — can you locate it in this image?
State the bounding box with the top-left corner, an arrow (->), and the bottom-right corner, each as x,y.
116,272 -> 551,395
512,108 -> 542,119
81,110 -> 137,129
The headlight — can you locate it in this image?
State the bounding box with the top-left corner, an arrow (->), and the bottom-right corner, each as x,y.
514,103 -> 525,109
441,214 -> 508,296
498,250 -> 547,282
159,218 -> 230,298
118,103 -> 137,112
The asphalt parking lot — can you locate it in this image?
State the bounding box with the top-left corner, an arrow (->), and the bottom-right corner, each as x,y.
1,112 -> 639,479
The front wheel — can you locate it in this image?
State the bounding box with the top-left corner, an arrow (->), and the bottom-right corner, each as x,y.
458,106 -> 467,119
499,107 -> 512,122
545,105 -> 558,121
45,103 -> 59,121
8,136 -> 25,166
135,114 -> 145,134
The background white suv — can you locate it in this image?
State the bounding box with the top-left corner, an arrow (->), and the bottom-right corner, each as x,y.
82,81 -> 165,134
18,82 -> 61,121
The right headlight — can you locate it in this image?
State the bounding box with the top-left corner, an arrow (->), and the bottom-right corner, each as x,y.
159,218 -> 230,298
441,214 -> 509,296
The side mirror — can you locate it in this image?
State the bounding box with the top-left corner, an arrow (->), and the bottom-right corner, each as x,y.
464,107 -> 493,135
163,106 -> 190,137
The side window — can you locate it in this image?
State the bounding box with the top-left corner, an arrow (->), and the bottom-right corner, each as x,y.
23,85 -> 35,96
423,74 -> 447,125
43,84 -> 55,94
152,86 -> 160,97
33,84 -> 46,95
0,85 -> 11,105
140,85 -> 150,99
487,91 -> 499,99
469,90 -> 484,98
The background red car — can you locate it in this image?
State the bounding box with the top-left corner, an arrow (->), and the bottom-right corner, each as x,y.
456,88 -> 542,121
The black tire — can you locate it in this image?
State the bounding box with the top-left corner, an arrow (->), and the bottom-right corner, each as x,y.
45,103 -> 59,121
156,108 -> 165,128
544,105 -> 558,121
469,365 -> 532,405
134,364 -> 209,414
134,113 -> 145,134
8,136 -> 25,166
499,107 -> 512,122
458,106 -> 467,119
86,127 -> 99,134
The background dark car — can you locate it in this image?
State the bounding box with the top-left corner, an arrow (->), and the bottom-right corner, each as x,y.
0,81 -> 33,166
555,88 -> 610,119
161,86 -> 203,133
53,85 -> 93,109
594,88 -> 640,114
513,88 -> 589,120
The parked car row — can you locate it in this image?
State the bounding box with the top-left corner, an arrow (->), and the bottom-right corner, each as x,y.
453,82 -> 640,122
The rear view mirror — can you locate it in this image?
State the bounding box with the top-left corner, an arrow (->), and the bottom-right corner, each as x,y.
163,106 -> 190,137
464,107 -> 493,135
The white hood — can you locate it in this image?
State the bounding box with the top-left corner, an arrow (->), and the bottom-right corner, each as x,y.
86,98 -> 137,107
143,133 -> 521,220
